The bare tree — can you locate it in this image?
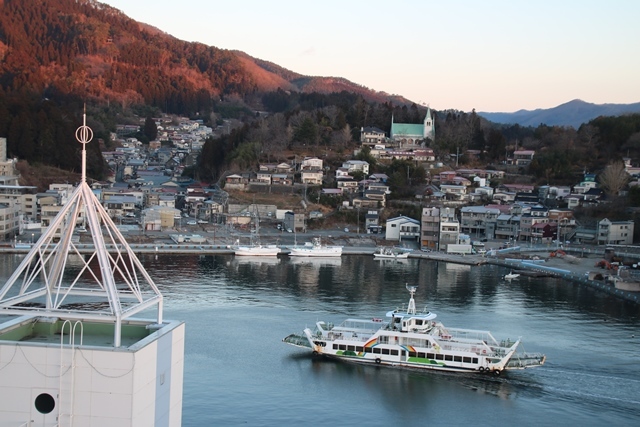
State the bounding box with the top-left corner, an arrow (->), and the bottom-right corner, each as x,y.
598,161 -> 629,197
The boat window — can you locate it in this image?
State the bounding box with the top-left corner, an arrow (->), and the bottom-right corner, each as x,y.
445,355 -> 453,361
333,344 -> 338,350
463,357 -> 471,363
347,345 -> 355,352
415,319 -> 423,325
409,351 -> 417,357
373,348 -> 381,354
472,358 -> 478,364
365,347 -> 372,353
401,350 -> 406,356
435,354 -> 444,360
379,336 -> 389,344
454,356 -> 462,362
418,352 -> 426,358
427,353 -> 435,359
390,350 -> 399,356
339,344 -> 346,351
382,348 -> 390,355
356,346 -> 364,353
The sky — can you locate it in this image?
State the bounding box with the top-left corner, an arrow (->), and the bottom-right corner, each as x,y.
101,0 -> 640,113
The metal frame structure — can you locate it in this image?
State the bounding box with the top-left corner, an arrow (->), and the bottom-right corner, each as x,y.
0,110 -> 163,347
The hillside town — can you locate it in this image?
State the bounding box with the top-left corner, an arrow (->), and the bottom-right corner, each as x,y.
0,109 -> 637,251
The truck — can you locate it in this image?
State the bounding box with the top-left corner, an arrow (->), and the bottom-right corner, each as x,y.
446,244 -> 473,255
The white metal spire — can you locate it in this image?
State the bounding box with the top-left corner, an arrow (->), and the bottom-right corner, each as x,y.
0,109 -> 163,346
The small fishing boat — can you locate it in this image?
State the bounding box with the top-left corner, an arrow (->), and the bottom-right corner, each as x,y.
288,237 -> 342,257
233,239 -> 281,256
503,272 -> 520,280
373,247 -> 410,260
283,285 -> 545,375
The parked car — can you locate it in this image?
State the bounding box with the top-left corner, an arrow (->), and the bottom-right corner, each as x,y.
187,220 -> 197,225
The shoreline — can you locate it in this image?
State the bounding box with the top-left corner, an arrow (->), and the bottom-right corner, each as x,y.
1,242 -> 638,304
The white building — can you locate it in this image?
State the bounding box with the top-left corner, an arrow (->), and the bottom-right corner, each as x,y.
385,215 -> 421,241
598,218 -> 634,245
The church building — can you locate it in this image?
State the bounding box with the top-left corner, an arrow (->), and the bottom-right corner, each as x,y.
390,107 -> 435,146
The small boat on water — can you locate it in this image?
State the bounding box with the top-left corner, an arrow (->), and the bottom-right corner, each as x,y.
233,239 -> 281,256
373,247 -> 410,260
503,272 -> 520,280
283,285 -> 545,375
289,237 -> 342,257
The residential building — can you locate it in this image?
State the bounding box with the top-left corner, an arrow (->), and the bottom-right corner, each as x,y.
494,214 -> 520,242
301,169 -> 323,185
385,216 -> 420,241
284,211 -> 305,233
459,206 -> 501,239
364,210 -> 381,234
342,160 -> 369,175
300,157 -> 323,171
0,202 -> 19,240
597,219 -> 634,245
421,207 -> 440,250
512,150 -> 535,166
360,127 -> 386,145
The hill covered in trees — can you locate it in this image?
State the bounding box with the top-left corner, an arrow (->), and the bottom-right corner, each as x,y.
1,0 -> 640,190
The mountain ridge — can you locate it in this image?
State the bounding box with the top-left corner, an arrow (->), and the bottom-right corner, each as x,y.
479,99 -> 640,128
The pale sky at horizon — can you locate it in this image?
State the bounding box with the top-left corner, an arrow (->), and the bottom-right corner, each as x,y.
101,0 -> 640,113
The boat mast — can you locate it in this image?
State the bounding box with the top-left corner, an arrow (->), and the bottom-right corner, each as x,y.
406,285 -> 417,315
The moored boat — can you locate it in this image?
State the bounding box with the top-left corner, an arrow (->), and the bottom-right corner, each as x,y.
373,247 -> 410,259
503,271 -> 520,280
289,237 -> 342,257
283,285 -> 545,375
233,239 -> 281,256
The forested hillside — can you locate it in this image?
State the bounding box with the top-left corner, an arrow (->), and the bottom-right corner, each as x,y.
1,0 -> 640,189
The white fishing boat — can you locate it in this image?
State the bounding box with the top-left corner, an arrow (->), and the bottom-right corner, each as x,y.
288,237 -> 342,257
233,239 -> 281,256
283,285 -> 545,375
373,247 -> 410,259
233,209 -> 281,256
503,272 -> 520,280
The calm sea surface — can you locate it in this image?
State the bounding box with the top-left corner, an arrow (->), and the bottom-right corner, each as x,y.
2,254 -> 639,426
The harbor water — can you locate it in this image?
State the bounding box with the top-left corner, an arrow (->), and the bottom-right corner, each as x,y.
1,254 -> 638,426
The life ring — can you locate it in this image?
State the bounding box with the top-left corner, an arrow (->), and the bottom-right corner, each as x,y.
494,370 -> 501,376
375,358 -> 381,364
478,366 -> 485,372
482,349 -> 486,354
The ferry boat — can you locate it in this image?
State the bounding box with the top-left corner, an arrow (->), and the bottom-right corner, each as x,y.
288,237 -> 342,257
373,247 -> 410,260
283,285 -> 545,375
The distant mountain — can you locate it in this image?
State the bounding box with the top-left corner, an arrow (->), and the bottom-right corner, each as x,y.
478,99 -> 640,128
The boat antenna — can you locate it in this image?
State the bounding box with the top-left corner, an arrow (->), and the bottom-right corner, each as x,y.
406,284 -> 417,315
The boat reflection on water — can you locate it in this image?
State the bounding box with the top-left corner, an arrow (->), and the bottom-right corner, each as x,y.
288,256 -> 342,268
300,353 -> 535,405
232,256 -> 282,266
